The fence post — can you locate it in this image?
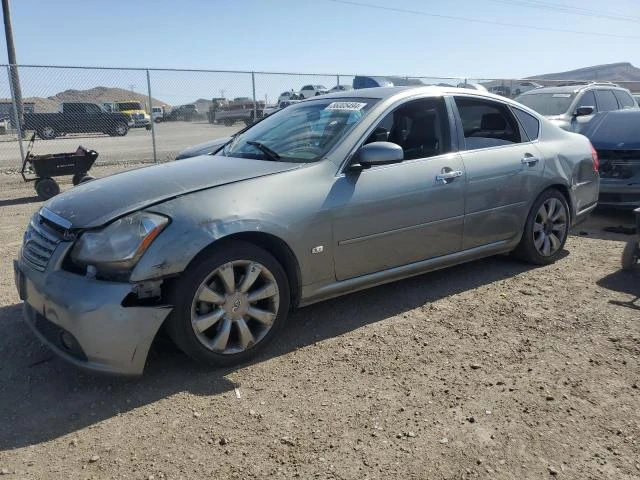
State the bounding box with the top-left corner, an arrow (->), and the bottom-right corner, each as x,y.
7,65 -> 24,162
337,74 -> 340,87
146,69 -> 157,163
251,71 -> 257,121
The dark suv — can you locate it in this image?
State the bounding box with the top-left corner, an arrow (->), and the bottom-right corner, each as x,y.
514,82 -> 638,131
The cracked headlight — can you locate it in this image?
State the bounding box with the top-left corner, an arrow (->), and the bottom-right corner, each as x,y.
71,212 -> 169,276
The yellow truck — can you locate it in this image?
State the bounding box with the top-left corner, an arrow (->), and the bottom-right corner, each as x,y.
103,100 -> 151,128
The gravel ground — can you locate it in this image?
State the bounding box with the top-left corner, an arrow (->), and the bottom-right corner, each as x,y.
0,165 -> 639,479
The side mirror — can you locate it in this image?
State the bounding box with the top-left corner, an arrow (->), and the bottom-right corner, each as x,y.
574,106 -> 594,117
351,141 -> 404,170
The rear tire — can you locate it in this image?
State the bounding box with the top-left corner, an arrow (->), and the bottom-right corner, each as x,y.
110,121 -> 129,136
35,177 -> 60,200
513,189 -> 570,265
166,241 -> 290,367
621,241 -> 639,271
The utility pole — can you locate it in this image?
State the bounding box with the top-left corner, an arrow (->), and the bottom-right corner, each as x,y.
2,0 -> 23,128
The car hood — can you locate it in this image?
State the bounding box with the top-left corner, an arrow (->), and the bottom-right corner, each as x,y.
175,136 -> 232,159
45,155 -> 301,229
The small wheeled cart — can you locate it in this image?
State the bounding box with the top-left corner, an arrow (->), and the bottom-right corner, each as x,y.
621,207 -> 640,271
21,133 -> 98,200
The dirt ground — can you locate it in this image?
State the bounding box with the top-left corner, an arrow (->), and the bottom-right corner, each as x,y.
0,165 -> 638,480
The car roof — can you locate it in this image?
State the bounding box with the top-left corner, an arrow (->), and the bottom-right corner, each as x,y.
518,83 -> 625,96
318,85 -> 515,102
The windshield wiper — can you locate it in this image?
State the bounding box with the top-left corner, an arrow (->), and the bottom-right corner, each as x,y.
247,141 -> 281,161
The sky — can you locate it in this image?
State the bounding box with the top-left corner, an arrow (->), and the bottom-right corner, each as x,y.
2,0 -> 639,105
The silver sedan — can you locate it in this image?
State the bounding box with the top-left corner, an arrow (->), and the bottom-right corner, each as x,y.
14,86 -> 600,375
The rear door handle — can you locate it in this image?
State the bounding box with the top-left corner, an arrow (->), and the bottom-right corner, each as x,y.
435,170 -> 463,184
521,155 -> 539,165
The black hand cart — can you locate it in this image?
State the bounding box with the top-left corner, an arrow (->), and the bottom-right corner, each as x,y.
21,133 -> 98,200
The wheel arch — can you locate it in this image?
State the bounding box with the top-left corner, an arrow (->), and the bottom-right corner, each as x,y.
181,231 -> 302,308
539,182 -> 573,222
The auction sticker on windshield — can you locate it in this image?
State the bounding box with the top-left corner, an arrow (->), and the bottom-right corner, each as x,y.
552,94 -> 572,98
325,102 -> 367,111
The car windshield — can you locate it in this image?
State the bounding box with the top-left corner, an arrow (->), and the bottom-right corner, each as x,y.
221,98 -> 378,163
515,92 -> 576,116
117,102 -> 143,111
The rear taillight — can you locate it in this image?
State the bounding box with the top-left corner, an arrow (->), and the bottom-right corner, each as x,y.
590,143 -> 599,172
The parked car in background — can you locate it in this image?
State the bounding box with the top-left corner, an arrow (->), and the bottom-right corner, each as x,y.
488,85 -> 512,97
262,99 -> 301,117
329,85 -> 352,93
579,109 -> 640,208
514,82 -> 638,131
103,101 -> 151,128
210,98 -> 265,126
277,91 -> 300,103
353,76 -> 394,89
151,106 -> 166,122
633,93 -> 640,105
165,104 -> 199,122
24,102 -> 130,139
512,81 -> 542,96
456,82 -> 489,92
14,86 -> 599,375
298,85 -> 328,98
353,76 -> 424,89
175,136 -> 232,160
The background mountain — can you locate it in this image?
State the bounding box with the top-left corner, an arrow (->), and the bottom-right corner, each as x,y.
3,86 -> 168,113
529,62 -> 640,81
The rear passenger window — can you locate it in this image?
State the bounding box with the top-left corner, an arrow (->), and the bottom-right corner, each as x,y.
613,90 -> 636,109
454,97 -> 522,150
595,90 -> 619,112
513,108 -> 540,141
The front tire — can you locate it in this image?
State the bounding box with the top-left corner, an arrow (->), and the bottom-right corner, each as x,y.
514,189 -> 570,265
166,241 -> 290,367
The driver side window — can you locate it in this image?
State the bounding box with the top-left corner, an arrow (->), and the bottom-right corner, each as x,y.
364,98 -> 449,161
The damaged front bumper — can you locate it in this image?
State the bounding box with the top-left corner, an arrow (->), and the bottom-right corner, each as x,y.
13,248 -> 171,376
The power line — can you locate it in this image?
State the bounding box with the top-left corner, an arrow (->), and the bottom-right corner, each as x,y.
487,0 -> 640,24
326,0 -> 640,39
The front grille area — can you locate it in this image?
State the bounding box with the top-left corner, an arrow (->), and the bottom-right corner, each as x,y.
22,216 -> 63,271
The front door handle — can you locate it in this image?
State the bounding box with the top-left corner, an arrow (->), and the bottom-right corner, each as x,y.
435,170 -> 463,184
521,154 -> 539,165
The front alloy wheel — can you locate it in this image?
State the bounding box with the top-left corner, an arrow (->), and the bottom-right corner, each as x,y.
166,241 -> 290,366
191,260 -> 279,354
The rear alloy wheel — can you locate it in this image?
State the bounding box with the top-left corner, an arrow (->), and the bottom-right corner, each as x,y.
34,177 -> 60,200
166,242 -> 290,366
38,126 -> 56,140
621,240 -> 640,271
514,189 -> 569,265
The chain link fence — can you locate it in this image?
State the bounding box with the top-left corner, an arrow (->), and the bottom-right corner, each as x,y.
1,64 -> 638,174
